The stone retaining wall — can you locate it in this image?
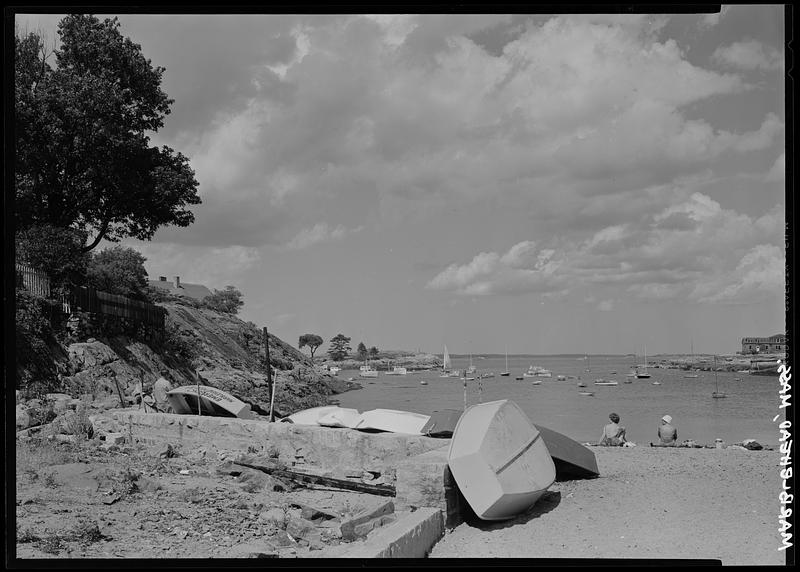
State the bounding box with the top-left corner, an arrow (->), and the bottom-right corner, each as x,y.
97,410 -> 448,485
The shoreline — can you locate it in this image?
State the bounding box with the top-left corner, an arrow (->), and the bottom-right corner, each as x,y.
430,446 -> 785,564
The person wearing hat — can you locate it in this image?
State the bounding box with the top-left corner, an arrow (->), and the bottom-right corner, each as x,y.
599,412 -> 627,446
658,414 -> 677,446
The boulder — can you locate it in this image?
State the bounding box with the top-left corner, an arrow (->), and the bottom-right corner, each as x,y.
16,406 -> 31,431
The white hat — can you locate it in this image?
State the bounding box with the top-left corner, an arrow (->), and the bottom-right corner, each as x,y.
662,415 -> 672,424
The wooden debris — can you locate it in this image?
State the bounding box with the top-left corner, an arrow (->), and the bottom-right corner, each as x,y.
233,459 -> 396,497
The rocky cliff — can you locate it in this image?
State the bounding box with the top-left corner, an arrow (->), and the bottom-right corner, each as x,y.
19,301 -> 360,422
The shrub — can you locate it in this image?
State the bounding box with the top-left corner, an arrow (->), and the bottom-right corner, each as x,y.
85,246 -> 150,301
201,286 -> 244,314
15,225 -> 89,294
15,288 -> 61,396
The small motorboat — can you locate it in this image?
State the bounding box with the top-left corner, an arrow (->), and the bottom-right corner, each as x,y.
652,381 -> 661,385
420,380 -> 428,385
578,391 -> 594,397
448,400 -> 556,521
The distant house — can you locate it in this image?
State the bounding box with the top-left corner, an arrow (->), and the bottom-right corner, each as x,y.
741,334 -> 786,354
148,275 -> 213,302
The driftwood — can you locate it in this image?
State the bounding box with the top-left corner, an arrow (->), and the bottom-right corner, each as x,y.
233,460 -> 396,497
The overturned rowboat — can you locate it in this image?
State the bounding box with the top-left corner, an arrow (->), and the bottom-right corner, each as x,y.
166,385 -> 253,419
353,409 -> 431,435
448,399 -> 556,521
534,425 -> 599,480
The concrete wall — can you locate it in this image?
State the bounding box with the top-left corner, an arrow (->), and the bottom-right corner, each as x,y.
98,410 -> 448,484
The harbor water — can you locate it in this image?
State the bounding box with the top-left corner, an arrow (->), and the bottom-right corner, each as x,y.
333,355 -> 784,447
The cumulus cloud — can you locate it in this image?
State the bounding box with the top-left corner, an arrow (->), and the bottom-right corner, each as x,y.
427,193 -> 784,304
283,223 -> 362,250
766,152 -> 785,182
130,13 -> 779,251
126,241 -> 261,291
712,40 -> 783,71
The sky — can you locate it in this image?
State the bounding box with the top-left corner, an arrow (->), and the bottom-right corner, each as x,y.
16,7 -> 788,356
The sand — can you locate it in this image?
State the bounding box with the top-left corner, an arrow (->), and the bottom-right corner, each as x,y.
429,446 -> 787,565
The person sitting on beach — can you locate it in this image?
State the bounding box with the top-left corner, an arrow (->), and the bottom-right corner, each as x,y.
599,413 -> 627,446
658,415 -> 677,446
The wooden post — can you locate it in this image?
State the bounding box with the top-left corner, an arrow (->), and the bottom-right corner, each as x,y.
264,327 -> 274,421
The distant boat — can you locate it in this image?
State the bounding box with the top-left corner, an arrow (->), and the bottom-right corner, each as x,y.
354,409 -> 431,435
593,379 -> 618,386
652,381 -> 661,385
440,345 -> 452,377
712,356 -> 727,398
386,365 -> 408,376
577,381 -> 587,388
515,376 -> 524,381
447,399 -> 556,521
530,379 -> 542,385
480,372 -> 495,379
636,346 -> 651,378
578,391 -> 594,397
420,380 -> 428,386
685,341 -> 699,378
359,364 -> 379,378
466,353 -> 477,375
556,375 -> 567,381
500,349 -> 510,377
329,366 -> 341,375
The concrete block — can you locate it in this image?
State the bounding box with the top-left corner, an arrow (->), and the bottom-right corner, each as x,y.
395,445 -> 468,528
338,508 -> 444,558
340,500 -> 394,541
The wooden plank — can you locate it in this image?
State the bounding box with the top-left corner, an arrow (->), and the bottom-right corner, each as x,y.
233,460 -> 396,497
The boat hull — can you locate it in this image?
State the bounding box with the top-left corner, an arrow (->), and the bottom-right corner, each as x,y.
283,405 -> 344,425
448,399 -> 556,521
534,425 -> 599,480
354,409 -> 431,435
317,407 -> 362,428
421,409 -> 462,437
166,386 -> 253,419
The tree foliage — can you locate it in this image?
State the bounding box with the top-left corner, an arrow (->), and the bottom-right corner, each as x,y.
15,224 -> 89,294
357,342 -> 368,361
298,334 -> 324,361
327,334 -> 351,362
85,245 -> 149,300
369,346 -> 379,358
202,286 -> 244,314
15,15 -> 200,252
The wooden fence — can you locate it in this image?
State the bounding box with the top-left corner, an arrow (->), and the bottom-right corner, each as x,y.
16,263 -> 166,333
64,286 -> 167,332
16,263 -> 51,298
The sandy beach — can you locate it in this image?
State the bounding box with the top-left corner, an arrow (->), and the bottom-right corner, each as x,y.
430,446 -> 786,565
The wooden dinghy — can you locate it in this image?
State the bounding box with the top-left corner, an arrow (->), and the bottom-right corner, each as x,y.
447,399 -> 556,521
316,407 -> 362,428
420,409 -> 462,438
166,385 -> 253,419
353,409 -> 431,435
534,425 -> 599,480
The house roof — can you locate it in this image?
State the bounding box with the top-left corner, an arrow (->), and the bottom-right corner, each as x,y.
149,280 -> 213,301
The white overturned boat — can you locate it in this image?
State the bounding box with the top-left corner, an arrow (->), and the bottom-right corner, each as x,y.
281,405 -> 344,425
353,409 -> 431,435
316,407 -> 361,428
448,399 -> 556,521
166,385 -> 254,419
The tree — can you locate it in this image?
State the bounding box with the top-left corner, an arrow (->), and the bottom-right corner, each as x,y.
298,334 -> 324,362
327,334 -> 351,362
15,224 -> 89,294
85,245 -> 149,300
202,286 -> 244,314
369,346 -> 379,358
15,15 -> 201,253
357,342 -> 368,361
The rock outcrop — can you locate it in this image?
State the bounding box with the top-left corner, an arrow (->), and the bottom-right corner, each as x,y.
24,301 -> 360,419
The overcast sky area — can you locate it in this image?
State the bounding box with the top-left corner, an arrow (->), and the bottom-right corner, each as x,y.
16,7 -> 787,356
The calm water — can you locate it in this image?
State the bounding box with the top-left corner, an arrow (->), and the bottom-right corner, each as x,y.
333,355 -> 785,447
